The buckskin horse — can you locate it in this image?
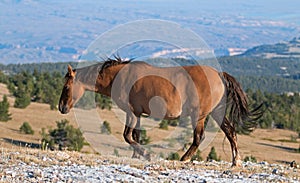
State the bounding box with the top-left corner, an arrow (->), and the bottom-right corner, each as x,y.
59,57 -> 262,166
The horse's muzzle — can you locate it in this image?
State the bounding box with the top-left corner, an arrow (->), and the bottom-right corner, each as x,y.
59,105 -> 69,114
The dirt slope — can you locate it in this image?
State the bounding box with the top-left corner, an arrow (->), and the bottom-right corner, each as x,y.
0,83 -> 299,164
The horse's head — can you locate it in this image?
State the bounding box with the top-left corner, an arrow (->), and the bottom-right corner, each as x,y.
59,65 -> 85,114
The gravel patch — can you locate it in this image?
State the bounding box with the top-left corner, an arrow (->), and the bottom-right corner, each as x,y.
0,148 -> 299,182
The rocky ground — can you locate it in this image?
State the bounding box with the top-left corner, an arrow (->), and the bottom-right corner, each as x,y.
0,148 -> 299,182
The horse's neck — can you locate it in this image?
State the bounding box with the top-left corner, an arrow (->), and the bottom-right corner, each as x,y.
75,65 -> 101,92
80,64 -> 123,97
99,64 -> 125,96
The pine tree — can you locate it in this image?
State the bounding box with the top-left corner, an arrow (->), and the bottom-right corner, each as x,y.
101,121 -> 111,134
167,152 -> 180,160
14,84 -> 31,109
41,119 -> 85,151
191,149 -> 203,161
20,122 -> 34,134
0,95 -> 11,122
0,71 -> 8,84
207,146 -> 220,161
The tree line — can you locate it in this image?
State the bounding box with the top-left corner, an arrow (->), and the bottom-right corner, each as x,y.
0,69 -> 112,111
5,69 -> 63,109
0,65 -> 299,134
238,75 -> 300,93
247,89 -> 300,132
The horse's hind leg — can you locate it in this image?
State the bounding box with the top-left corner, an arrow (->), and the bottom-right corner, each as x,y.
180,116 -> 206,161
211,107 -> 241,167
132,117 -> 141,159
221,117 -> 241,166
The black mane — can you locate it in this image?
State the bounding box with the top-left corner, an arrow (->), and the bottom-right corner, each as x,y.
99,55 -> 132,75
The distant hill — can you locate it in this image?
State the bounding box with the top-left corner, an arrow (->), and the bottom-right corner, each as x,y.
241,37 -> 300,58
1,1 -> 300,64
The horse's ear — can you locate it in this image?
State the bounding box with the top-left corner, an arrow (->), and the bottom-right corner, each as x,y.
67,65 -> 76,78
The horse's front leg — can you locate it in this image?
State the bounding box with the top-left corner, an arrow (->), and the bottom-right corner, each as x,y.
132,117 -> 141,159
123,112 -> 150,160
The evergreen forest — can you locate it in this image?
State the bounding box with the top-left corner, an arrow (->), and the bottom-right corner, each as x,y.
0,57 -> 299,135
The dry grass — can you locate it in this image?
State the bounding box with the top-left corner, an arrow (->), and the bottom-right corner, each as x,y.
0,83 -> 299,165
0,83 -> 94,153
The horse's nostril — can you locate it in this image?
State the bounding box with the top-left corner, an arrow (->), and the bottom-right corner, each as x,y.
64,107 -> 68,114
60,106 -> 69,114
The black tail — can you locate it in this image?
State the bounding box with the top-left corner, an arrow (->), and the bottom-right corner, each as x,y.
220,72 -> 263,134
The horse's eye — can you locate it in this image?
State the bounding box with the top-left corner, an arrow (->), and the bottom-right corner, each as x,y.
64,85 -> 70,90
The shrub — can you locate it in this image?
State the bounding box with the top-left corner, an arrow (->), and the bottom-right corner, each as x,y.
191,149 -> 202,161
140,127 -> 150,145
167,152 -> 180,160
75,92 -> 112,110
207,146 -> 220,161
96,94 -> 112,110
113,148 -> 120,157
244,155 -> 257,163
40,119 -> 85,151
159,152 -> 165,159
40,128 -> 52,150
101,121 -> 111,134
159,120 -> 169,130
0,95 -> 11,122
20,122 -> 34,135
168,119 -> 178,127
159,119 -> 179,130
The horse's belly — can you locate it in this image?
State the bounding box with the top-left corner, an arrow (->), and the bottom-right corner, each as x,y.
145,95 -> 182,120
